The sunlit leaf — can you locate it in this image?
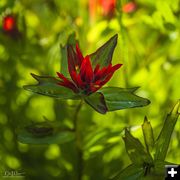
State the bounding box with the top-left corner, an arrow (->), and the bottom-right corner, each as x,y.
142,117 -> 154,153
98,87 -> 150,111
110,164 -> 144,180
84,128 -> 121,150
156,1 -> 175,24
154,100 -> 180,161
85,92 -> 108,114
123,129 -> 153,166
23,73 -> 79,99
90,34 -> 118,68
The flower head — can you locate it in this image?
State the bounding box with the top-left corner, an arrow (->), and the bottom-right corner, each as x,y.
57,43 -> 122,95
3,15 -> 16,32
2,14 -> 20,39
99,0 -> 116,17
122,2 -> 137,13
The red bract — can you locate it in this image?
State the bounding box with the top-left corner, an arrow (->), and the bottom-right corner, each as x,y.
57,44 -> 122,95
3,15 -> 16,32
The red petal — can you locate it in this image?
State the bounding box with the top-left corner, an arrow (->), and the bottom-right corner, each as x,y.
80,56 -> 93,83
71,71 -> 84,88
94,64 -> 111,82
93,63 -> 122,88
56,72 -> 78,92
76,43 -> 84,63
110,64 -> 122,72
94,64 -> 100,74
90,81 -> 102,93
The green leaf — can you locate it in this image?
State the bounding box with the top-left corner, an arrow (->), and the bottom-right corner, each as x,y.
98,87 -> 150,111
123,129 -> 153,166
23,73 -> 79,99
90,34 -> 118,68
154,100 -> 180,161
60,32 -> 77,77
156,1 -> 175,24
110,164 -> 144,180
85,92 -> 108,114
151,160 -> 174,178
142,161 -> 176,180
142,117 -> 154,153
17,121 -> 75,144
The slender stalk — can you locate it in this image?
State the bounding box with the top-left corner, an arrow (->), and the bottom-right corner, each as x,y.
117,0 -> 131,123
73,100 -> 83,180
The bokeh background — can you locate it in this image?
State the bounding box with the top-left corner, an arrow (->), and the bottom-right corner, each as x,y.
0,0 -> 179,179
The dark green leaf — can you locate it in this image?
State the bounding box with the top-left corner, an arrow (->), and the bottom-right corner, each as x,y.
17,121 -> 75,144
164,22 -> 176,31
142,116 -> 154,153
98,87 -> 150,111
123,129 -> 153,166
85,92 -> 108,114
18,130 -> 75,144
90,34 -> 118,68
110,164 -> 144,180
23,73 -> 79,99
154,100 -> 180,161
151,160 -> 175,178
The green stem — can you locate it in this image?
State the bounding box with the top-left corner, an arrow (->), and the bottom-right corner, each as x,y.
73,100 -> 83,180
117,0 -> 131,124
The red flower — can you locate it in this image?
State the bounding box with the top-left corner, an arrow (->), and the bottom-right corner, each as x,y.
57,44 -> 122,95
89,0 -> 116,21
2,14 -> 20,39
99,0 -> 116,17
122,2 -> 137,13
3,15 -> 16,32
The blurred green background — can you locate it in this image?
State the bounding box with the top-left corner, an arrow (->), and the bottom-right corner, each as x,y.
0,0 -> 179,179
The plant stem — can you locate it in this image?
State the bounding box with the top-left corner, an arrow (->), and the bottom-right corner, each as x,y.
73,100 -> 83,180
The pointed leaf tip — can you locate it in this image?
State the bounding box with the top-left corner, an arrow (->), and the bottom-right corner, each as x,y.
23,75 -> 80,99
154,101 -> 180,161
144,116 -> 148,122
123,128 -> 153,165
171,100 -> 180,115
98,87 -> 151,111
142,116 -> 154,153
90,34 -> 118,67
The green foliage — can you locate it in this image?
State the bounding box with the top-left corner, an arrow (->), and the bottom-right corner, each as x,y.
154,100 -> 180,161
24,73 -> 79,99
123,129 -> 153,166
84,92 -> 108,114
0,0 -> 179,180
112,101 -> 180,180
90,34 -> 118,68
18,121 -> 75,144
99,87 -> 150,111
142,117 -> 154,153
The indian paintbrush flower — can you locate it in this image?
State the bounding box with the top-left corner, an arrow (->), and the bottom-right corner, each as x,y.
24,34 -> 150,114
57,43 -> 122,95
